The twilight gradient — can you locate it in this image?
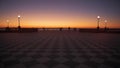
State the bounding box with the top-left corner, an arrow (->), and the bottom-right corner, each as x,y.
0,0 -> 120,28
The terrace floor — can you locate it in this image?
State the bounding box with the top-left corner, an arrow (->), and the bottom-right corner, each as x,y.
0,31 -> 120,68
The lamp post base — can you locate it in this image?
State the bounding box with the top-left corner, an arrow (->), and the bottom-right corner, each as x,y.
97,27 -> 99,30
6,27 -> 10,32
18,26 -> 21,32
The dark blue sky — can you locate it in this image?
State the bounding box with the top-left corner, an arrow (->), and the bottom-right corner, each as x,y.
1,0 -> 120,14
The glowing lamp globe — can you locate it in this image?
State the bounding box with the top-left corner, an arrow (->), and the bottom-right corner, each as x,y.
105,20 -> 107,22
18,15 -> 20,18
6,20 -> 9,22
97,16 -> 100,18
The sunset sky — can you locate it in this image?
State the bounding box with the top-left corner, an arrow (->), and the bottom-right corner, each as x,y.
0,0 -> 120,28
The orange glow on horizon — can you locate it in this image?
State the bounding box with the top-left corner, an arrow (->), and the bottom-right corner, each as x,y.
0,12 -> 120,28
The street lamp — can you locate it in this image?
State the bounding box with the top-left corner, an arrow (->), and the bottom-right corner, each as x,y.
18,15 -> 20,28
18,15 -> 20,18
18,15 -> 21,31
97,16 -> 100,30
105,20 -> 107,30
6,20 -> 9,28
6,19 -> 10,31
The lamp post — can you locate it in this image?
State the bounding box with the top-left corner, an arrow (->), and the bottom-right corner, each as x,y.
105,20 -> 107,30
6,20 -> 9,28
18,15 -> 21,31
18,15 -> 20,28
6,19 -> 10,31
97,16 -> 100,30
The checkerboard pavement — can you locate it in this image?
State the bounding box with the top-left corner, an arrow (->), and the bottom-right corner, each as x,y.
0,31 -> 120,68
